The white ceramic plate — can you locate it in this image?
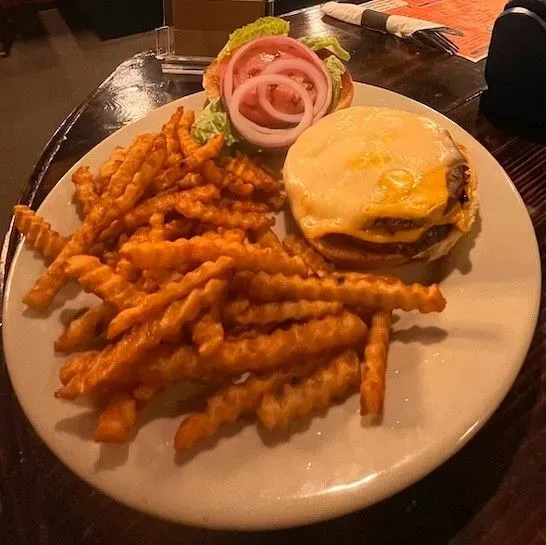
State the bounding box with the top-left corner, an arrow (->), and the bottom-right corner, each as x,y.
3,84 -> 540,530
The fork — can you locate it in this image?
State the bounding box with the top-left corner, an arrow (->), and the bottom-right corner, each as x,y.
414,27 -> 463,55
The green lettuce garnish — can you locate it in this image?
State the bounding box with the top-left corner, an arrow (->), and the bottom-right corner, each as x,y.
323,55 -> 346,108
191,99 -> 237,147
218,17 -> 290,60
298,35 -> 351,62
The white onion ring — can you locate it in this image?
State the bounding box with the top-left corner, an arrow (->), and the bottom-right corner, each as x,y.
229,74 -> 313,148
257,58 -> 330,124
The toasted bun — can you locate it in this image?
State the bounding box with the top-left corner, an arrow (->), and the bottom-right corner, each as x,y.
336,69 -> 354,111
202,54 -> 354,111
307,153 -> 479,269
203,57 -> 224,101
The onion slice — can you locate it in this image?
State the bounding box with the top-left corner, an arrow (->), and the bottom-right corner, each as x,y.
257,58 -> 331,124
228,74 -> 314,148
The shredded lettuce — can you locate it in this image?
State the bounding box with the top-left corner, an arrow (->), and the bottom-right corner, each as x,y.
323,55 -> 346,108
191,99 -> 237,147
217,17 -> 290,60
299,35 -> 351,62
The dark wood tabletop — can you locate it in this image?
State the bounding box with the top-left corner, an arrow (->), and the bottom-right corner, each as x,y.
1,5 -> 544,545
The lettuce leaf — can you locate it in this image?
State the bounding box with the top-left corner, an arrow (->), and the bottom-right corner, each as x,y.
191,99 -> 237,147
298,35 -> 351,62
323,55 -> 346,108
217,17 -> 290,60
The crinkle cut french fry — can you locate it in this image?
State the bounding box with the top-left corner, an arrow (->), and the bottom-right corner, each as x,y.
177,111 -> 198,155
175,199 -> 274,231
225,176 -> 255,197
191,303 -> 224,357
13,205 -> 67,259
234,271 -> 446,313
124,184 -> 219,229
257,350 -> 360,431
61,344 -> 209,391
174,360 -> 319,451
107,257 -> 233,339
154,134 -> 224,192
223,299 -> 344,325
96,146 -> 127,194
59,349 -> 101,386
181,133 -> 225,171
223,152 -> 281,193
23,133 -> 163,310
93,391 -> 137,443
64,255 -> 145,310
179,109 -> 195,127
207,311 -> 367,375
200,160 -> 225,187
177,184 -> 221,203
104,134 -> 165,203
56,279 -> 227,399
360,311 -> 392,419
200,160 -> 254,197
135,344 -> 216,386
162,106 -> 183,166
98,219 -> 126,243
72,166 -> 99,215
282,234 -> 335,277
120,236 -> 307,276
55,303 -> 116,352
123,191 -> 179,229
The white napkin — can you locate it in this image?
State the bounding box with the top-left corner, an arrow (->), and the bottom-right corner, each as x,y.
321,2 -> 447,39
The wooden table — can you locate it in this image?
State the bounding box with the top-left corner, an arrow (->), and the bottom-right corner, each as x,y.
1,6 -> 544,544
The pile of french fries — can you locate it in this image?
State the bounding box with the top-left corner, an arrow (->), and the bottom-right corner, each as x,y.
13,106 -> 446,452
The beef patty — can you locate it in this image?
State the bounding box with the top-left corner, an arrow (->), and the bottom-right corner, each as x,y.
322,224 -> 452,257
322,224 -> 453,257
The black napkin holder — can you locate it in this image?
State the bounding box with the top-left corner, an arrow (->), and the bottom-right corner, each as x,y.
480,1 -> 546,125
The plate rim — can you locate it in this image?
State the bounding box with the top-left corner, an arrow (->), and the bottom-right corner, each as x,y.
2,82 -> 541,530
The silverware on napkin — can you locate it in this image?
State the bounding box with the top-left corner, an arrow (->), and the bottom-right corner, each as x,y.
321,2 -> 463,55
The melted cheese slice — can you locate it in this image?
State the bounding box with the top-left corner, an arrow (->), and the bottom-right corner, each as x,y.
283,107 -> 467,244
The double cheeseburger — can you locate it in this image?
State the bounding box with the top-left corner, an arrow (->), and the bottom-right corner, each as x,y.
192,17 -> 354,150
283,106 -> 478,269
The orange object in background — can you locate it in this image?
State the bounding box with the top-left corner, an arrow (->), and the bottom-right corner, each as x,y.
387,0 -> 506,61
